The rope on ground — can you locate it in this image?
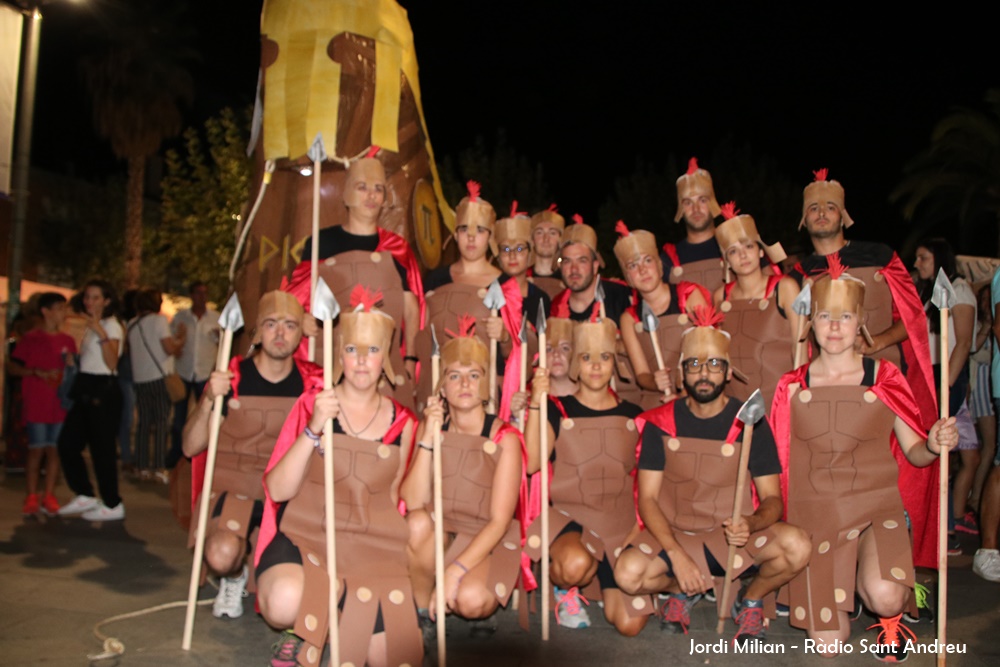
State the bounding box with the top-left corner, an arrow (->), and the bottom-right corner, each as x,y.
88,596 -> 214,661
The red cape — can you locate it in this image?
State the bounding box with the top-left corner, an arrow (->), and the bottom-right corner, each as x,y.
498,278 -> 524,423
189,356 -> 323,509
284,228 -> 426,361
253,389 -> 417,568
769,361 -> 938,569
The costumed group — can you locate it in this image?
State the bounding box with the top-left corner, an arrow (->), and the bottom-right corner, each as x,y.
182,154 -> 959,667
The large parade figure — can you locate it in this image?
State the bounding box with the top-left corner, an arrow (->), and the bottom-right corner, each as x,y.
528,206 -> 567,300
614,220 -> 708,405
660,157 -> 726,293
524,318 -> 650,635
285,149 -> 424,410
615,307 -> 809,641
255,288 -> 421,667
712,202 -> 800,407
184,291 -> 316,620
770,261 -> 958,660
416,182 -> 500,412
789,169 -> 936,429
403,318 -> 524,633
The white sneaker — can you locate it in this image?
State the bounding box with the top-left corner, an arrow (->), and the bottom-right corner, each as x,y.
973,548 -> 1000,582
81,502 -> 125,521
58,495 -> 98,516
213,565 -> 249,619
554,586 -> 591,629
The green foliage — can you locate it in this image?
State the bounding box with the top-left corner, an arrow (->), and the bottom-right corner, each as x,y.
891,89 -> 1000,257
439,129 -> 552,216
159,107 -> 252,300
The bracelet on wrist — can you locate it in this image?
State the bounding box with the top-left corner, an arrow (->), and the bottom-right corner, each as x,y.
404,355 -> 419,363
452,559 -> 469,574
528,406 -> 539,411
303,425 -> 323,442
99,338 -> 111,345
418,441 -> 432,451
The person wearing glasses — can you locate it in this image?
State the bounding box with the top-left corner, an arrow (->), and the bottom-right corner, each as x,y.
614,305 -> 809,643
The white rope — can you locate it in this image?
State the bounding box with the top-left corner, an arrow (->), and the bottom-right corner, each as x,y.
229,159 -> 276,285
88,597 -> 214,661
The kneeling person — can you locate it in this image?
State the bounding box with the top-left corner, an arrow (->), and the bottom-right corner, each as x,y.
183,291 -> 315,619
615,306 -> 810,640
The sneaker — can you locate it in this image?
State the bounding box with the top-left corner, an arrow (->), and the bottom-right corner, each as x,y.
658,593 -> 701,634
22,494 -> 40,516
269,629 -> 303,667
867,613 -> 916,662
704,588 -> 717,603
955,511 -> 979,535
973,548 -> 1000,582
81,502 -> 125,521
58,494 -> 98,516
40,493 -> 60,516
553,586 -> 591,629
212,565 -> 248,619
732,595 -> 767,643
947,536 -> 962,557
155,469 -> 170,485
902,582 -> 934,623
775,603 -> 790,617
468,615 -> 498,638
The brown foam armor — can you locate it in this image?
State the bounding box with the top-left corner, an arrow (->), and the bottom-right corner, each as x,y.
719,294 -> 792,407
668,257 -> 726,294
784,383 -> 914,633
279,434 -> 421,667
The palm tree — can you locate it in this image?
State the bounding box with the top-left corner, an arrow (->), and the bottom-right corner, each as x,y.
891,89 -> 1000,258
80,1 -> 196,289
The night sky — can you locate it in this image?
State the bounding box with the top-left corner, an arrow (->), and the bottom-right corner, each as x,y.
26,1 -> 999,256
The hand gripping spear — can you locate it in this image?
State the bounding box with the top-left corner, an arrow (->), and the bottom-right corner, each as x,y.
430,325 -> 447,665
307,135 -> 327,363
717,389 -> 766,634
791,283 -> 812,369
641,301 -> 670,399
483,280 -> 506,415
931,268 -> 956,667
182,293 -> 244,650
313,278 -> 342,666
536,303 -> 551,640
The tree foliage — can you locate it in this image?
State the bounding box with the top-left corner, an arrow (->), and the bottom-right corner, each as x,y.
159,107 -> 252,300
891,89 -> 1000,257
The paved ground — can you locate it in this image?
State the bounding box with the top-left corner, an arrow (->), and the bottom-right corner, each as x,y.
1,457 -> 999,666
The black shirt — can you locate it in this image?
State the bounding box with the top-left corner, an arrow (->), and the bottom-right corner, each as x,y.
301,226 -> 410,291
547,394 -> 643,439
789,240 -> 894,286
638,397 -> 781,477
222,357 -> 304,416
564,279 -> 633,324
660,237 -> 722,281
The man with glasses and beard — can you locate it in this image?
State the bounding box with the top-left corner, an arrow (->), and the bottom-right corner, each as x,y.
614,305 -> 809,643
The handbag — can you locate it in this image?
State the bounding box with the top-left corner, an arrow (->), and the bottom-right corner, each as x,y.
134,315 -> 187,403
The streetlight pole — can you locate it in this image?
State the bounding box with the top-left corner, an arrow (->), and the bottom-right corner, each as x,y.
6,4 -> 41,326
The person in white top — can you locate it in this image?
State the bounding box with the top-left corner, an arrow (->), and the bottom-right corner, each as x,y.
56,279 -> 127,521
914,239 -> 979,540
169,281 -> 219,469
127,289 -> 185,482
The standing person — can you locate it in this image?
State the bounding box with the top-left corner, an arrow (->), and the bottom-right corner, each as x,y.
415,180 -> 500,412
788,169 -> 936,430
524,317 -> 649,635
128,289 -> 186,483
712,203 -> 800,406
255,288 -> 421,667
285,147 -> 424,409
10,293 -> 77,516
402,318 -> 523,633
528,205 -> 566,299
614,306 -> 809,641
973,266 -> 1000,582
615,220 -> 708,404
57,279 -> 126,521
660,157 -> 726,293
183,291 -> 317,620
770,264 -> 958,660
117,290 -> 139,474
914,239 -> 979,541
970,283 -> 995,514
170,281 -> 220,470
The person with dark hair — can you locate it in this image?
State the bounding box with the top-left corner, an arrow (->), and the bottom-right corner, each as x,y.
914,238 -> 980,545
170,280 -> 220,470
57,279 -> 126,521
127,289 -> 186,483
10,292 -> 77,516
117,289 -> 139,473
